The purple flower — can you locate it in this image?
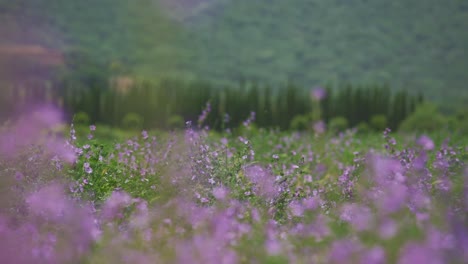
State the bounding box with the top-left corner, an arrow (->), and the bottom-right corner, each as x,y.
129,200 -> 150,229
265,238 -> 283,256
32,105 -> 63,127
101,191 -> 133,220
289,201 -> 304,217
328,239 -> 362,263
89,125 -> 96,131
377,183 -> 408,214
141,130 -> 148,140
197,102 -> 211,128
340,203 -> 373,231
243,112 -> 256,128
370,155 -> 404,185
15,171 -> 24,181
311,87 -> 327,101
224,113 -> 230,123
212,186 -> 229,200
360,247 -> 386,264
379,218 -> 398,239
398,243 -> 443,264
84,162 -> 93,174
417,135 -> 435,151
313,120 -> 326,134
244,165 -> 277,199
26,184 -> 69,221
302,196 -> 321,210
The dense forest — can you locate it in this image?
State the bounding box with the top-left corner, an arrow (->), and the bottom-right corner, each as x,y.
1,0 -> 467,107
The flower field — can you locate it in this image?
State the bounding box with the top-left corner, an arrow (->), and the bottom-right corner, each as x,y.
0,106 -> 467,264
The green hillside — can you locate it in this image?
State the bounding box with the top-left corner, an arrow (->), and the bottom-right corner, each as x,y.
0,0 -> 191,77
1,0 -> 467,104
184,0 -> 468,103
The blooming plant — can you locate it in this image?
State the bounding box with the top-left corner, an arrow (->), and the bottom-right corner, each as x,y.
0,105 -> 467,263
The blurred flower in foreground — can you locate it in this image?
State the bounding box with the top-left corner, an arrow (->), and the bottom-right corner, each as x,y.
417,135 -> 435,151
101,191 -> 133,221
0,105 -> 75,163
398,243 -> 443,264
244,165 -> 277,199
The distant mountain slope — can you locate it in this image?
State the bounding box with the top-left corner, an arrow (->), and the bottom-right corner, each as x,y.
0,0 -> 190,77
184,0 -> 468,103
1,0 -> 467,103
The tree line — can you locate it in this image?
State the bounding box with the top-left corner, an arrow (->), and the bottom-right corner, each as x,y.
0,74 -> 423,131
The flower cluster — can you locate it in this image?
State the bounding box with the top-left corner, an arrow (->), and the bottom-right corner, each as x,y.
0,105 -> 467,263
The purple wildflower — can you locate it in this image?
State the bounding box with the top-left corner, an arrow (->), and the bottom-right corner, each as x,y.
340,203 -> 373,231
142,130 -> 149,140
328,239 -> 362,263
311,87 -> 327,101
15,171 -> 24,181
213,186 -> 229,200
244,165 -> 277,199
398,243 -> 443,264
360,247 -> 386,264
379,218 -> 398,239
26,184 -> 69,221
313,120 -> 326,134
101,191 -> 133,220
417,135 -> 435,151
265,238 -> 283,256
83,162 -> 93,174
243,112 -> 256,128
289,201 -> 304,217
197,102 -> 211,128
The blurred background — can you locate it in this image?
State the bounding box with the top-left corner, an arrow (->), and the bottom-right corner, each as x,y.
0,0 -> 467,133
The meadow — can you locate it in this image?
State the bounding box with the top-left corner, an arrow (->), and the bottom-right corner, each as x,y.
0,103 -> 467,263
1,1 -> 468,262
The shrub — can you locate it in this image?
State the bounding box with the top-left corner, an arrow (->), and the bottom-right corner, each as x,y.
74,112 -> 90,125
328,116 -> 349,133
356,122 -> 371,134
167,115 -> 185,129
121,113 -> 144,130
369,114 -> 388,131
452,107 -> 468,134
399,103 -> 447,133
290,115 -> 310,131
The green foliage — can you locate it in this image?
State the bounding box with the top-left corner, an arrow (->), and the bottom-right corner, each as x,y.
69,137 -> 161,202
73,112 -> 90,125
329,116 -> 349,133
452,107 -> 468,134
289,114 -> 310,131
54,79 -> 420,131
356,122 -> 371,134
1,0 -> 468,103
370,114 -> 388,131
121,113 -> 144,130
166,115 -> 185,130
399,103 -> 448,133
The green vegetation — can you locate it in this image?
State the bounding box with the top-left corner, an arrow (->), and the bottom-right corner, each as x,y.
0,78 -> 422,131
1,1 -> 467,260
399,103 -> 448,133
1,107 -> 467,262
1,0 -> 467,106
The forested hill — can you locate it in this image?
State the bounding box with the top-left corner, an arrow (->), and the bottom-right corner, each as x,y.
1,0 -> 467,104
